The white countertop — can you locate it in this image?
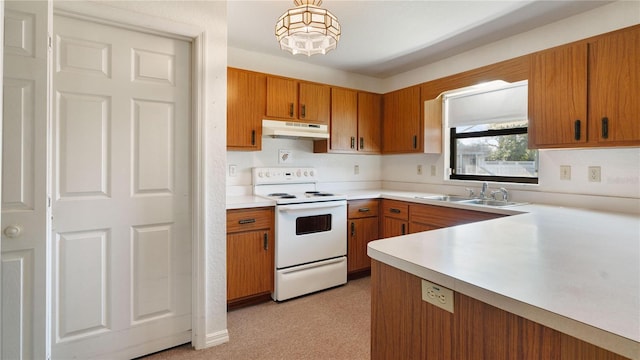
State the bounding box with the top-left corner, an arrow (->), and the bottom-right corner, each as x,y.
226,188 -> 639,358
226,195 -> 275,210
368,199 -> 640,359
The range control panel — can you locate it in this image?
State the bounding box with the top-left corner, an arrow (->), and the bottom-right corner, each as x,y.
253,167 -> 318,185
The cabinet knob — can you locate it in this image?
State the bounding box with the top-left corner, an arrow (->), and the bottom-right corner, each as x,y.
413,135 -> 418,149
390,208 -> 401,214
263,233 -> 269,250
360,137 -> 364,149
301,104 -> 306,118
251,130 -> 256,145
238,218 -> 256,225
351,137 -> 355,149
601,117 -> 609,139
289,103 -> 294,117
350,222 -> 355,237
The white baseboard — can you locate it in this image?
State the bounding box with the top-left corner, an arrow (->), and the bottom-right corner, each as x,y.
204,329 -> 230,348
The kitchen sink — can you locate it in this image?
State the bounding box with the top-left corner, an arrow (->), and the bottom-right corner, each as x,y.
416,195 -> 526,207
458,199 -> 524,207
416,195 -> 474,202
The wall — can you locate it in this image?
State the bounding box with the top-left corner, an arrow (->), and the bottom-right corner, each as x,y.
227,1 -> 639,214
227,138 -> 382,195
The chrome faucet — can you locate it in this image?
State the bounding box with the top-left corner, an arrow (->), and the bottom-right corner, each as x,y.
479,182 -> 489,199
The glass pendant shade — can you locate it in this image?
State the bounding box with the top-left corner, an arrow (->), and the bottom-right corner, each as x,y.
275,0 -> 341,56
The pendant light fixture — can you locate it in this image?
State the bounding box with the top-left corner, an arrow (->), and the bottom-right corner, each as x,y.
275,0 -> 341,56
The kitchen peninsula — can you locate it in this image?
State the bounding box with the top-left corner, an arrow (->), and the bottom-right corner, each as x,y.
368,203 -> 639,360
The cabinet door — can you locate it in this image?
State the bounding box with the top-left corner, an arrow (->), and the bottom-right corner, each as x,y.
299,82 -> 330,123
588,27 -> 640,145
227,230 -> 274,301
266,76 -> 297,119
358,92 -> 382,153
382,217 -> 408,238
529,44 -> 588,148
383,86 -> 422,153
348,217 -> 379,273
330,88 -> 358,151
227,68 -> 266,150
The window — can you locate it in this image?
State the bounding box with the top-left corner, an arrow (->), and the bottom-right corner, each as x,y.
445,80 -> 538,184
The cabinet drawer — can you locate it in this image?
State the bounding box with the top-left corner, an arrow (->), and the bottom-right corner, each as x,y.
348,199 -> 379,219
227,208 -> 273,233
381,200 -> 409,220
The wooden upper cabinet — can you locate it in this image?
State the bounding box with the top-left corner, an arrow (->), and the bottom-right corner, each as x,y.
330,87 -> 358,151
529,43 -> 588,147
266,76 -> 330,124
357,92 -> 382,153
314,89 -> 381,154
266,76 -> 298,119
423,95 -> 442,154
383,86 -> 422,153
299,82 -> 330,123
529,25 -> 640,148
227,68 -> 266,150
588,27 -> 640,146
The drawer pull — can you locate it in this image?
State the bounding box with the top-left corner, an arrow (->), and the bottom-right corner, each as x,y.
360,137 -> 364,149
251,130 -> 256,145
601,117 -> 609,139
289,103 -> 294,117
358,208 -> 370,212
263,233 -> 269,250
350,222 -> 355,237
238,218 -> 256,225
574,120 -> 581,141
351,137 -> 355,149
401,223 -> 406,235
390,208 -> 401,214
413,135 -> 418,149
301,104 -> 306,118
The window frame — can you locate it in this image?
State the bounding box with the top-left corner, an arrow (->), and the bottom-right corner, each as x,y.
449,126 -> 539,184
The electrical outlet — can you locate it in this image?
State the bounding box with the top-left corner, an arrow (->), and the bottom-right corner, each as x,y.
354,165 -> 360,175
421,279 -> 454,313
430,165 -> 436,177
588,166 -> 601,182
560,165 -> 571,180
417,165 -> 423,175
229,164 -> 237,177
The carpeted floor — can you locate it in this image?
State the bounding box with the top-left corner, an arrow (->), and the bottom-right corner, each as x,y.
143,276 -> 371,360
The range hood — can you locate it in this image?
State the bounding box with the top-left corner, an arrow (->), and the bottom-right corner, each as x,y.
262,119 -> 329,140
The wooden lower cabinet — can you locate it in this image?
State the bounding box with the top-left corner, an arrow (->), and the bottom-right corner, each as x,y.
226,207 -> 274,308
371,260 -> 630,360
410,203 -> 506,233
347,199 -> 379,275
380,199 -> 409,238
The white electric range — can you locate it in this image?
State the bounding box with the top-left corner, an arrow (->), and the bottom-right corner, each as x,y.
252,167 -> 347,301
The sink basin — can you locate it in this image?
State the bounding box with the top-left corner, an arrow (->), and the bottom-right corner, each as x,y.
458,199 -> 524,207
417,195 -> 473,202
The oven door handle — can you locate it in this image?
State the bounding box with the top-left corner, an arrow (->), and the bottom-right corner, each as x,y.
278,202 -> 346,212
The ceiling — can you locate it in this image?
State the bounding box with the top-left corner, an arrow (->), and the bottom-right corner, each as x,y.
227,0 -> 612,78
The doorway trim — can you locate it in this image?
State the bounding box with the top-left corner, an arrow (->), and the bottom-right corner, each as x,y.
51,1 -> 210,350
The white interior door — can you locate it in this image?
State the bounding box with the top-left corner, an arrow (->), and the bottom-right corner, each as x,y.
1,1 -> 49,359
51,13 -> 192,359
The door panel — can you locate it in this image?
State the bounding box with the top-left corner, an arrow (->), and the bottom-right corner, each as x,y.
51,14 -> 192,359
1,1 -> 49,359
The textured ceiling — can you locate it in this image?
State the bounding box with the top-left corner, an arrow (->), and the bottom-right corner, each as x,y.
227,0 -> 612,78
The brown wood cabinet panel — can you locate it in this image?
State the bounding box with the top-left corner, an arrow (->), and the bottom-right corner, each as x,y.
226,207 -> 273,233
226,207 -> 274,304
410,203 -> 505,232
423,96 -> 442,154
266,76 -> 297,119
371,259 -> 631,360
371,261 -> 423,360
348,217 -> 379,273
299,82 -> 330,123
329,87 -> 358,151
348,199 -> 379,219
588,27 -> 640,146
382,217 -> 408,238
383,86 -> 422,153
227,230 -> 273,301
357,92 -> 382,153
381,199 -> 409,220
529,43 -> 588,147
227,68 -> 266,150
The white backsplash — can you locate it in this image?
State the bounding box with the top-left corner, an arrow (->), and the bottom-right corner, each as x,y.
227,139 -> 639,212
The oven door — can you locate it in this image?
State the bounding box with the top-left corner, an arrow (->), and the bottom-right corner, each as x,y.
275,200 -> 347,269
